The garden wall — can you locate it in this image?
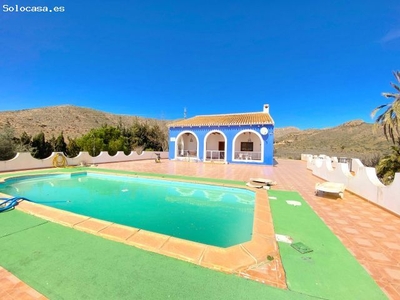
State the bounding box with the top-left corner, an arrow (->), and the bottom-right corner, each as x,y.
0,151 -> 169,172
302,154 -> 400,216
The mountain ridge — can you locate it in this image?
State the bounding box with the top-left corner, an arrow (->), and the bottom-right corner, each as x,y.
0,105 -> 165,139
0,105 -> 392,160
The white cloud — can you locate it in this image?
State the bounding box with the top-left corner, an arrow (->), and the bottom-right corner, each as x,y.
381,28 -> 400,43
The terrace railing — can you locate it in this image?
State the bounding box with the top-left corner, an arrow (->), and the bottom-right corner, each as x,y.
177,150 -> 197,157
205,150 -> 225,162
234,151 -> 261,161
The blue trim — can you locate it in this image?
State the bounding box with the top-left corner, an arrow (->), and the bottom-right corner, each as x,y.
168,124 -> 274,165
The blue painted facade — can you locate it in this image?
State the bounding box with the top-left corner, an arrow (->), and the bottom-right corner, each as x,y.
168,109 -> 275,165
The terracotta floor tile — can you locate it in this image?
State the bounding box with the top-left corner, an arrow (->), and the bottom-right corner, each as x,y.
382,225 -> 398,231
384,267 -> 400,281
366,250 -> 392,262
380,283 -> 400,300
370,217 -> 385,223
0,267 -> 47,300
369,231 -> 388,238
341,227 -> 360,235
353,237 -> 375,247
384,242 -> 400,251
6,158 -> 400,297
333,219 -> 348,225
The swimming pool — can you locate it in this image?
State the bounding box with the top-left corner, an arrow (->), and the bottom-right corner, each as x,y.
0,172 -> 255,247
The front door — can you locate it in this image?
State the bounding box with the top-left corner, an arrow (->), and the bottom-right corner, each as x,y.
218,141 -> 225,159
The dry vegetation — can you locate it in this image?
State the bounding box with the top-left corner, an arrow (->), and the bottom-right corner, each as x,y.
274,120 -> 392,163
0,105 -> 392,164
0,105 -> 168,139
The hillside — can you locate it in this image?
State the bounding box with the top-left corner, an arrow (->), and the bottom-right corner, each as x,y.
274,120 -> 392,160
0,105 -> 393,161
0,105 -> 166,139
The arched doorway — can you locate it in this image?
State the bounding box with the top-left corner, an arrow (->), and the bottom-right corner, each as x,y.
232,130 -> 263,162
175,131 -> 198,160
204,131 -> 227,162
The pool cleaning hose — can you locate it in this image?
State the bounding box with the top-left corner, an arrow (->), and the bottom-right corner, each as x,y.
0,197 -> 70,212
0,197 -> 30,212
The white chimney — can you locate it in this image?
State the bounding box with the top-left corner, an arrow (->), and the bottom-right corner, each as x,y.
263,104 -> 269,113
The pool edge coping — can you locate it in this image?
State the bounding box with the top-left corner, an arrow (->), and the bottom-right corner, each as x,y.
1,169 -> 287,289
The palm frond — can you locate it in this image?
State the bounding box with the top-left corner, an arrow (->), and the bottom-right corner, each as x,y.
390,82 -> 400,93
372,71 -> 400,145
382,92 -> 397,99
394,71 -> 400,83
371,104 -> 390,118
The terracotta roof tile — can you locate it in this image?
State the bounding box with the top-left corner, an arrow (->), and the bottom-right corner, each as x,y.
168,112 -> 274,127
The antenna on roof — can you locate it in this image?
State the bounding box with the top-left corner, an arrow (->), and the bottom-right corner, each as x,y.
183,107 -> 187,119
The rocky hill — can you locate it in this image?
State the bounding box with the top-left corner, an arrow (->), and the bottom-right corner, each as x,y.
0,105 -> 166,139
274,120 -> 392,161
0,105 -> 393,162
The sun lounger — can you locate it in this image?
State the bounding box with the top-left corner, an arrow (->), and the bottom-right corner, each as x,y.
246,182 -> 264,188
249,178 -> 277,186
315,182 -> 345,199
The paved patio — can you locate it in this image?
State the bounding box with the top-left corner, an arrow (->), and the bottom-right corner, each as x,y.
98,159 -> 400,299
1,158 -> 400,299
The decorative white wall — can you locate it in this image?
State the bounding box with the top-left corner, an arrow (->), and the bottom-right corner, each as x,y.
302,154 -> 400,216
0,151 -> 169,173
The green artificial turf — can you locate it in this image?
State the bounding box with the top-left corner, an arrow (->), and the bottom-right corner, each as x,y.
0,169 -> 388,299
0,210 -> 315,300
268,190 -> 387,300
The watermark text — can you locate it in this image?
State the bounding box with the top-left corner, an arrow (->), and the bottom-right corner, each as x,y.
3,4 -> 65,13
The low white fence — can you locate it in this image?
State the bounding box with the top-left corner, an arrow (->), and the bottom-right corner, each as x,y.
205,150 -> 225,161
302,154 -> 400,216
0,151 -> 169,173
234,151 -> 262,161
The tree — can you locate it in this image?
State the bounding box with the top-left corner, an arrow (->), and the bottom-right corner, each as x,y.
147,123 -> 166,151
375,146 -> 400,185
129,121 -> 167,151
76,131 -> 103,157
371,71 -> 400,144
149,121 -> 169,151
66,137 -> 81,157
17,131 -> 32,152
371,71 -> 400,184
31,132 -> 53,159
76,125 -> 126,156
108,137 -> 126,156
0,122 -> 17,160
54,132 -> 67,153
130,120 -> 150,150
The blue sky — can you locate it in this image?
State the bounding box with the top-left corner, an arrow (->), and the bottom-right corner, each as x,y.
1,0 -> 399,129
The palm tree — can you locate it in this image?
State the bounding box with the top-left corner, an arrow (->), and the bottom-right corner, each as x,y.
371,71 -> 400,145
371,71 -> 400,184
375,145 -> 400,184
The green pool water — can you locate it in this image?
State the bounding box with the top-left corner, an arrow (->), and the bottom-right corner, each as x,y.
0,172 -> 255,247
